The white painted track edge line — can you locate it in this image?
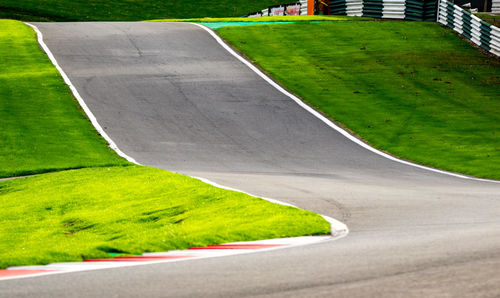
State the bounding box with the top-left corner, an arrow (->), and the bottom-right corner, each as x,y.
24,22 -> 140,165
190,22 -> 500,184
1,234 -> 339,281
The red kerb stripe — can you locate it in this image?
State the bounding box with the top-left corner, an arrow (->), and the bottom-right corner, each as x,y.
0,269 -> 55,278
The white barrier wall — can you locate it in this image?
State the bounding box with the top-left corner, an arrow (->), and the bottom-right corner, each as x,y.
492,0 -> 500,13
438,0 -> 500,56
329,0 -> 437,20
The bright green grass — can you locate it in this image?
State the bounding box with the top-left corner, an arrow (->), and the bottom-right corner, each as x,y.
0,20 -> 129,178
0,166 -> 329,268
217,22 -> 500,180
0,0 -> 286,21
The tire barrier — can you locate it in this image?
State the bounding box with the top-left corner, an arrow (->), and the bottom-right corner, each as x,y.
246,0 -> 499,57
438,0 -> 500,56
247,1 -> 306,17
329,0 -> 437,20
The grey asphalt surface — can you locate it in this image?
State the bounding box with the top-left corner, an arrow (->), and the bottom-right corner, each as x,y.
3,22 -> 499,297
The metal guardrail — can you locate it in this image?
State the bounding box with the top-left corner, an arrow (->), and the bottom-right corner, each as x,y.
246,0 -> 499,57
438,0 -> 500,56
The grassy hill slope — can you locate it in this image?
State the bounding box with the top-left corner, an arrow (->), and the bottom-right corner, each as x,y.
0,20 -> 128,178
218,21 -> 500,180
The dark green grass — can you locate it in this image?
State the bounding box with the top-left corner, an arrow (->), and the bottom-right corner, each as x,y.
0,20 -> 129,178
217,22 -> 500,179
0,166 -> 329,268
0,0 -> 285,22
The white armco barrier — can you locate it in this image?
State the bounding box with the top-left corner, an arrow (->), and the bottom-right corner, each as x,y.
382,0 -> 406,19
300,0 -> 308,15
493,0 -> 500,13
329,0 -> 437,20
346,0 -> 363,16
438,0 -> 500,57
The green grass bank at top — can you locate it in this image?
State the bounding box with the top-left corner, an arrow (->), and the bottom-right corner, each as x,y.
150,15 -> 368,23
0,20 -> 129,178
217,22 -> 500,180
0,166 -> 330,269
0,0 -> 286,21
474,13 -> 500,27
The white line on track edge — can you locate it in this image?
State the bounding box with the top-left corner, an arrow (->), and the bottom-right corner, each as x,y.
191,176 -> 349,237
0,233 -> 339,282
24,23 -> 139,165
190,22 -> 500,184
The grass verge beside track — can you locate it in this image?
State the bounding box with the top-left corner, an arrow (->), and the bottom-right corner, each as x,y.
217,21 -> 500,180
0,20 -> 128,178
0,20 -> 330,268
0,166 -> 329,269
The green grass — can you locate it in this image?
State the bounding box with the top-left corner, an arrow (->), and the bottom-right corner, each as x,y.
474,13 -> 500,27
0,166 -> 329,268
217,21 -> 500,180
0,20 -> 129,178
0,0 -> 286,21
0,20 -> 330,268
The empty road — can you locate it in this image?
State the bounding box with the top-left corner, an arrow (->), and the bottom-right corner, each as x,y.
2,22 -> 499,297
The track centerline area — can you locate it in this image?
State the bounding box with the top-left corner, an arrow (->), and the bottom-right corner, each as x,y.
2,22 -> 498,298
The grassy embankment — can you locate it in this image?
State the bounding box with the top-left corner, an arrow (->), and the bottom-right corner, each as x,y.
0,0 -> 285,21
217,21 -> 500,180
0,20 -> 330,269
0,21 -> 129,178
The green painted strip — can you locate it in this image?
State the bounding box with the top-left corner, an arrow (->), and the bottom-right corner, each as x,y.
199,22 -> 296,29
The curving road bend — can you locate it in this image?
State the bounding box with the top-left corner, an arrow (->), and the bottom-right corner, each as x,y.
2,22 -> 499,297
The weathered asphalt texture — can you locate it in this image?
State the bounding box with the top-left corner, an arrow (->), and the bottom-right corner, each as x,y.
3,22 -> 499,297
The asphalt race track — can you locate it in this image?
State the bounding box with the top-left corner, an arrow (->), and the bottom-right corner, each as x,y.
2,22 -> 499,297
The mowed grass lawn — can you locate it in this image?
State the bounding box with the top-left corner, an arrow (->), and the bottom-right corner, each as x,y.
217,21 -> 500,180
0,0 -> 284,21
0,166 -> 328,269
0,20 -> 330,268
0,20 -> 128,178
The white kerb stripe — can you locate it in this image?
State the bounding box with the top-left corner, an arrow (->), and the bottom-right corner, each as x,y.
190,23 -> 499,184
